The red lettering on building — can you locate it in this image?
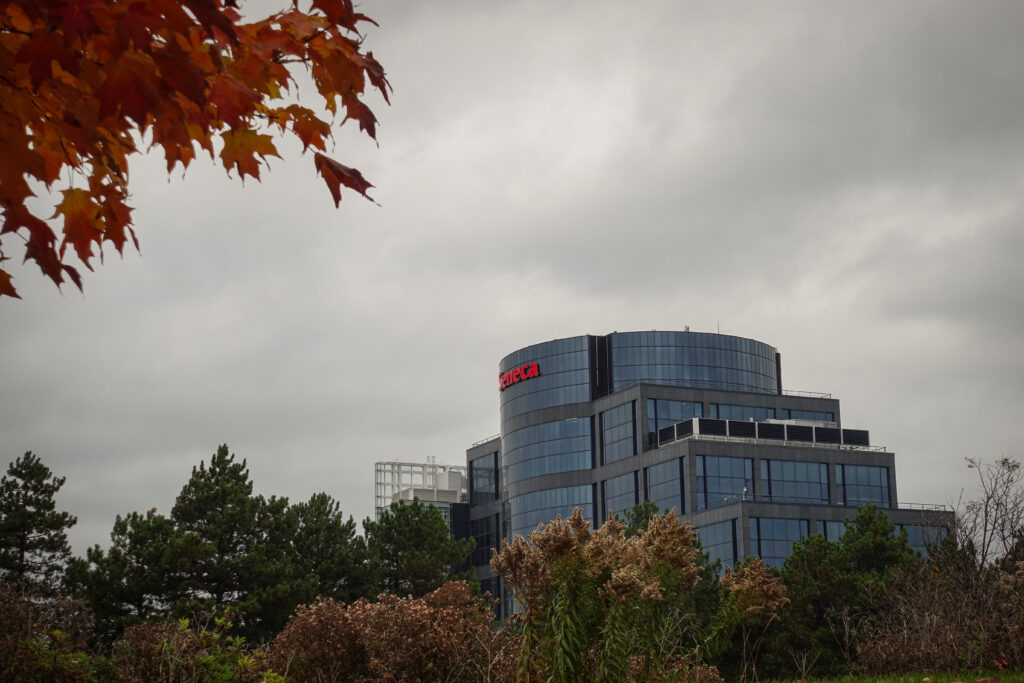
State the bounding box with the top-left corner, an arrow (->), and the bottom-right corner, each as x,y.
499,362 -> 541,392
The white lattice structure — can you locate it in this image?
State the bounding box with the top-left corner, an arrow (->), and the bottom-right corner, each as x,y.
374,457 -> 468,521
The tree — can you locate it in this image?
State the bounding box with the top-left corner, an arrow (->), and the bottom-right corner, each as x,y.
957,456 -> 1024,568
0,451 -> 77,590
167,444 -> 297,640
67,507 -> 177,645
289,491 -> 373,604
0,0 -> 389,298
363,499 -> 475,598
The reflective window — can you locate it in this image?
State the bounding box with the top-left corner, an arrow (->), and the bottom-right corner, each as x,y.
646,458 -> 684,514
837,464 -> 890,508
647,399 -> 703,445
750,517 -> 811,569
698,519 -> 737,569
612,331 -> 778,394
710,404 -> 775,421
602,402 -> 636,465
500,336 -> 591,424
899,524 -> 949,556
502,419 -> 592,485
822,520 -> 846,542
469,451 -> 498,505
760,460 -> 829,505
697,455 -> 753,510
603,471 -> 638,522
782,409 -> 834,422
470,514 -> 499,567
507,485 -> 594,540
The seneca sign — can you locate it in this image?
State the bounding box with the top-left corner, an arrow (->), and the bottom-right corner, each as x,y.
499,362 -> 541,392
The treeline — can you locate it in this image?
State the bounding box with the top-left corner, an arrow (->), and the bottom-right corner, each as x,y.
1,448 -> 1022,681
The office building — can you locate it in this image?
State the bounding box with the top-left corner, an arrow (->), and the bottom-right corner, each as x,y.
466,331 -> 952,613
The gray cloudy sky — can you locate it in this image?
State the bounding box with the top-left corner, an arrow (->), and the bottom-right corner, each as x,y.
2,1 -> 1023,554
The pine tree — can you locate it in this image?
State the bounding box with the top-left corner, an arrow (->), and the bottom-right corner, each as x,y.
363,499 -> 475,597
290,492 -> 374,603
0,452 -> 77,591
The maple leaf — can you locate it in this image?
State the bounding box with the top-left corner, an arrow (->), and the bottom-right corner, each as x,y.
314,153 -> 374,207
220,129 -> 279,180
0,0 -> 388,298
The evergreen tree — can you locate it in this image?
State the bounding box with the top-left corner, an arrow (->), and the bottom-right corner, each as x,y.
363,499 -> 475,597
290,492 -> 374,603
0,452 -> 77,590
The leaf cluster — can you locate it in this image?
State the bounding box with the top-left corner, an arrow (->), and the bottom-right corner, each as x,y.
0,0 -> 389,297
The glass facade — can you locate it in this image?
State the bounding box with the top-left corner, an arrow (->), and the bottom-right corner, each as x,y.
602,471 -> 638,522
782,409 -> 834,422
710,403 -> 775,421
750,517 -> 811,569
502,419 -> 592,485
696,455 -> 753,510
837,464 -> 890,508
760,460 -> 829,505
506,485 -> 594,539
469,452 -> 499,505
612,331 -> 778,394
899,524 -> 949,555
646,399 -> 703,444
698,519 -> 737,569
601,402 -> 636,465
646,458 -> 684,514
470,514 -> 500,567
499,336 -> 591,425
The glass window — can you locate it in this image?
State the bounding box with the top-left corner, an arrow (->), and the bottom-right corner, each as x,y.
603,471 -> 638,522
502,419 -> 592,486
698,519 -> 737,569
647,399 -> 703,446
506,485 -> 594,540
697,455 -> 753,510
602,402 -> 636,465
500,336 -> 591,425
646,459 -> 684,514
750,517 -> 811,569
782,409 -> 834,422
470,514 -> 500,567
469,451 -> 498,505
710,404 -> 775,421
611,331 -> 779,395
899,524 -> 949,556
837,464 -> 890,508
760,459 -> 829,505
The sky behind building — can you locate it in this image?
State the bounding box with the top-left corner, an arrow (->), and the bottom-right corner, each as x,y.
2,0 -> 1022,553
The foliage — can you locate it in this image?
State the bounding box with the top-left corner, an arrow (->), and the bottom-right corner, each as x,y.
110,612 -> 278,682
715,557 -> 789,682
268,580 -> 507,683
765,504 -> 918,677
0,452 -> 77,590
0,0 -> 389,298
0,581 -> 107,682
288,491 -> 374,605
363,498 -> 475,598
67,508 -> 176,646
491,507 -> 732,682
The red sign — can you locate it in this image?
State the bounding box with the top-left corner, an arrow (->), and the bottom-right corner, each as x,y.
499,362 -> 540,392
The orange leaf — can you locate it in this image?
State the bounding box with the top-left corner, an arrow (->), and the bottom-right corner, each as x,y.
219,129 -> 279,180
54,188 -> 103,268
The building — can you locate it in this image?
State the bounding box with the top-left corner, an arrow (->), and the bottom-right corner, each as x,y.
466,331 -> 952,614
374,459 -> 470,540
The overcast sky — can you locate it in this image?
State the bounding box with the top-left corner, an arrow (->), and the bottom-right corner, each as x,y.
2,1 -> 1023,554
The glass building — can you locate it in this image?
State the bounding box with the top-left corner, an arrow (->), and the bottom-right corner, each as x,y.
466,331 -> 952,616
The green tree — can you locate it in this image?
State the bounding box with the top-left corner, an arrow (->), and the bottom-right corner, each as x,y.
167,445 -> 297,640
290,492 -> 373,604
0,452 -> 77,590
363,499 -> 475,598
67,508 -> 176,645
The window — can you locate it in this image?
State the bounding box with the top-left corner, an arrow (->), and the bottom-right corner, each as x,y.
750,517 -> 810,569
646,459 -> 684,514
760,460 -> 829,505
698,519 -> 737,569
502,419 -> 592,485
602,402 -> 636,465
506,485 -> 594,540
602,471 -> 638,522
710,404 -> 775,421
782,409 -> 834,422
837,464 -> 890,508
697,455 -> 752,510
647,399 -> 702,445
